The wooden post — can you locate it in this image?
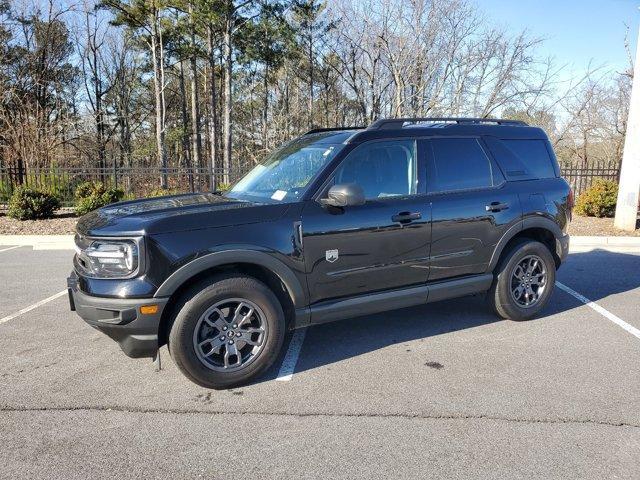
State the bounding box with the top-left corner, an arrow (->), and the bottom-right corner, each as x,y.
614,23 -> 640,231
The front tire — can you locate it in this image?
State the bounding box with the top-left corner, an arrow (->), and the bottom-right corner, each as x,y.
489,239 -> 556,321
169,275 -> 286,389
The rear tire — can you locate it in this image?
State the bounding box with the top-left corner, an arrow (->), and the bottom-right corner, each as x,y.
169,275 -> 285,389
489,239 -> 556,321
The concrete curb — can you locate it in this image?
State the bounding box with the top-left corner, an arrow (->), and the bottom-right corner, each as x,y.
570,236 -> 640,247
0,235 -> 74,250
1,234 -> 639,252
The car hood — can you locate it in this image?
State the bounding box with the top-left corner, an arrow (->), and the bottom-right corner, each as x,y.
76,192 -> 289,236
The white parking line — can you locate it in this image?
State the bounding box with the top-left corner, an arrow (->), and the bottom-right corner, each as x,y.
556,281 -> 640,340
0,245 -> 21,253
0,290 -> 67,325
276,328 -> 307,381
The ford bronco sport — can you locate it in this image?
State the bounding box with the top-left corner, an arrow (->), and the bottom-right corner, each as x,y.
68,117 -> 572,389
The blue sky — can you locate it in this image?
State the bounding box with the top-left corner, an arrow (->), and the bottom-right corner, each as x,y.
476,0 -> 640,79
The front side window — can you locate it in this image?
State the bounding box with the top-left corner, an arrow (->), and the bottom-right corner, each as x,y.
427,138 -> 494,192
332,140 -> 417,200
227,135 -> 345,203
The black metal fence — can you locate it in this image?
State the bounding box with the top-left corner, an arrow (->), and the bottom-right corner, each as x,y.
0,160 -> 622,208
560,160 -> 621,197
0,165 -> 249,207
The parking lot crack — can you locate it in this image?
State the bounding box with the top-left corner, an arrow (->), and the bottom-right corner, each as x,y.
1,405 -> 639,429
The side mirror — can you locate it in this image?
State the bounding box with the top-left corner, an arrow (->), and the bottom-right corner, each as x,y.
320,183 -> 366,207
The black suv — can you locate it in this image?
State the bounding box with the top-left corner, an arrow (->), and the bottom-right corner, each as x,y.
68,118 -> 572,389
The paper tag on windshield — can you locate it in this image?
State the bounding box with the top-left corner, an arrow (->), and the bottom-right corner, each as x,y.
271,190 -> 287,201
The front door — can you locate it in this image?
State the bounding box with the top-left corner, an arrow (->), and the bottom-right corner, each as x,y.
301,139 -> 432,305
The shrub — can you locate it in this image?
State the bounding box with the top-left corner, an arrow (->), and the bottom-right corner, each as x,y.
75,181 -> 124,216
7,186 -> 60,220
74,181 -> 97,200
574,179 -> 618,218
216,183 -> 232,192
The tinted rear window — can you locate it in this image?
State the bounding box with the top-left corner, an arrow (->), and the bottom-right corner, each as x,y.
427,138 -> 494,192
502,139 -> 556,179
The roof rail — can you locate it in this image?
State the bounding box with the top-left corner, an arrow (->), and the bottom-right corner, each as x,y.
304,126 -> 366,135
368,117 -> 528,129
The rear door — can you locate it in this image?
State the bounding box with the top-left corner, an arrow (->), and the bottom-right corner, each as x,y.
423,137 -> 521,282
301,139 -> 432,305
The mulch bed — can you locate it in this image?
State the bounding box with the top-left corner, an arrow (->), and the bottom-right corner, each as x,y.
0,210 -> 638,237
0,211 -> 78,235
567,215 -> 640,237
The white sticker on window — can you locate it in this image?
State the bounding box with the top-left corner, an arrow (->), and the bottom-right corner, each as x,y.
323,147 -> 334,157
271,190 -> 287,201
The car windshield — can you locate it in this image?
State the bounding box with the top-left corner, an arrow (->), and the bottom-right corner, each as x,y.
225,136 -> 345,203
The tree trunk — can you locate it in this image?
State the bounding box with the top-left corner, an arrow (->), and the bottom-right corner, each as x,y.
150,10 -> 168,189
262,64 -> 269,152
95,84 -> 106,179
91,41 -> 106,179
116,72 -> 132,191
323,76 -> 329,127
222,12 -> 232,185
189,3 -> 202,179
178,60 -> 194,191
219,55 -> 224,160
308,29 -> 314,128
207,25 -> 219,191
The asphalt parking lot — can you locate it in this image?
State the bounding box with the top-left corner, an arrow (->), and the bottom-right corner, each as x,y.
1,245 -> 639,479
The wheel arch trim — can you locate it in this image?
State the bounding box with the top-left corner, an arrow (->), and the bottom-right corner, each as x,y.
488,216 -> 563,271
154,249 -> 306,307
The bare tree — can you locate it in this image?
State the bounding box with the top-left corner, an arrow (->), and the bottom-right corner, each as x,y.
188,2 -> 202,174
76,1 -> 115,176
104,0 -> 170,187
0,0 -> 632,198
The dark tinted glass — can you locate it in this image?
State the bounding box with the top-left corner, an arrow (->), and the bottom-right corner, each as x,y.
334,140 -> 417,200
502,139 -> 556,179
428,138 -> 493,192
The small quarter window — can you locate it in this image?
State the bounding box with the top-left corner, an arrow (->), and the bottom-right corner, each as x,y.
502,139 -> 556,179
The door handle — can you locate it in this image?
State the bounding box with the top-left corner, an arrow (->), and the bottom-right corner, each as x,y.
486,202 -> 509,212
392,211 -> 422,223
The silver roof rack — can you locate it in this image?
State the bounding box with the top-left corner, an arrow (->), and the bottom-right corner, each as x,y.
305,126 -> 365,135
368,117 -> 528,129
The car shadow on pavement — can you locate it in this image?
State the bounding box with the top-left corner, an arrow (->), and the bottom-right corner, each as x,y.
255,249 -> 640,383
252,295 -> 503,384
292,296 -> 502,377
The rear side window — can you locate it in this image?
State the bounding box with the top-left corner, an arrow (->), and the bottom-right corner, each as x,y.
502,139 -> 556,179
427,138 -> 496,192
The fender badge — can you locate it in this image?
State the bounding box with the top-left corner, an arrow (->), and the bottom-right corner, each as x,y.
325,249 -> 339,263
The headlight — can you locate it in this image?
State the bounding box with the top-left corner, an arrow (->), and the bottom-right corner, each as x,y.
75,237 -> 141,278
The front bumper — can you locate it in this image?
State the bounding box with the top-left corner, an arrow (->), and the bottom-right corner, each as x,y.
67,273 -> 169,358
